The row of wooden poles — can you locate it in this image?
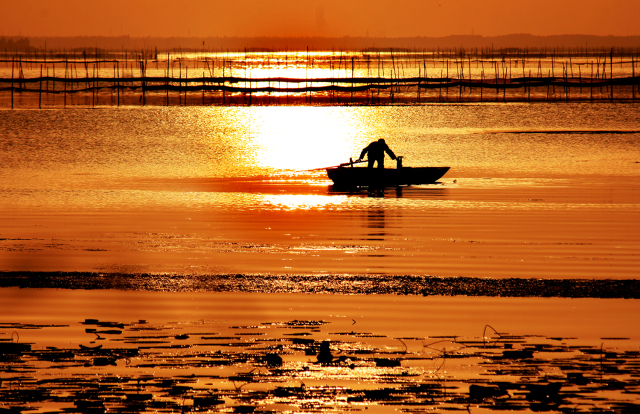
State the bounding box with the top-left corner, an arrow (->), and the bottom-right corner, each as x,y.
1,47 -> 639,107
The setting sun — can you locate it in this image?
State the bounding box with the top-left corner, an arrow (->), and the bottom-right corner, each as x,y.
240,107 -> 366,170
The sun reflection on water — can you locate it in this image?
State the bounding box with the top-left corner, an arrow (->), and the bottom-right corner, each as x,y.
261,194 -> 348,210
238,107 -> 371,171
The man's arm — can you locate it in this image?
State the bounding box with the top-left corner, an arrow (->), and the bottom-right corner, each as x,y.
384,145 -> 396,160
358,145 -> 369,160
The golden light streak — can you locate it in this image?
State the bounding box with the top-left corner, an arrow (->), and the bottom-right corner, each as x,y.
239,107 -> 367,171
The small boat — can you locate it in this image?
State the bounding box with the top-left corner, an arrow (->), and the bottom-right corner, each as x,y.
326,157 -> 449,188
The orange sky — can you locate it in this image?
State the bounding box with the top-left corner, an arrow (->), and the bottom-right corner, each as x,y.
2,0 -> 639,38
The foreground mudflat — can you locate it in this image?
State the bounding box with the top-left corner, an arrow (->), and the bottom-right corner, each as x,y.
1,289 -> 639,413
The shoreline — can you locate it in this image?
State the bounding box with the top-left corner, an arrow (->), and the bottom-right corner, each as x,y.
2,271 -> 639,298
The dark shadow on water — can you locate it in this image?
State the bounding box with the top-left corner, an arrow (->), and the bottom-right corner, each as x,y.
365,209 -> 386,242
328,184 -> 449,199
133,177 -> 450,199
366,209 -> 385,230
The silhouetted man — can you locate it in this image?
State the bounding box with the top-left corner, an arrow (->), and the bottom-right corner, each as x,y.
358,139 -> 396,169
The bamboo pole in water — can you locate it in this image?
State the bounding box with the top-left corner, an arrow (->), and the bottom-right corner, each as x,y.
11,57 -> 14,109
528,69 -> 531,102
480,69 -> 483,102
445,59 -> 449,101
39,64 -> 42,109
551,53 -> 555,98
391,49 -> 395,103
142,60 -> 146,106
111,62 -> 114,104
503,65 -> 506,102
458,59 -> 462,102
417,65 -> 421,104
633,55 -> 636,101
4,47 -> 640,107
351,56 -> 354,103
610,48 -> 614,102
590,63 -> 594,102
92,63 -> 95,107
164,56 -> 171,103
165,59 -> 169,106
64,60 -> 67,108
306,46 -> 310,104
117,61 -> 121,107
45,65 -> 49,104
19,58 -> 24,92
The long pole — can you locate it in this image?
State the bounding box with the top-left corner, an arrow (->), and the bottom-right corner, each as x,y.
610,48 -> 614,102
11,57 -> 15,109
117,61 -> 121,107
480,70 -> 483,102
92,63 -> 96,107
64,60 -> 67,108
633,55 -> 636,101
39,64 -> 42,109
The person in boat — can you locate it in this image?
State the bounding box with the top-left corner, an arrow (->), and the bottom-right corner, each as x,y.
358,139 -> 396,169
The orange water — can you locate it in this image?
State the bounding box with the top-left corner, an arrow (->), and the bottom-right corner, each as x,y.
1,104 -> 639,277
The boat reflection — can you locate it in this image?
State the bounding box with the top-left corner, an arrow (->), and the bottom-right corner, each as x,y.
328,184 -> 449,199
365,209 -> 386,242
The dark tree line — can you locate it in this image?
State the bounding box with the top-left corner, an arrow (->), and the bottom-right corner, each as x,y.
1,37 -> 32,51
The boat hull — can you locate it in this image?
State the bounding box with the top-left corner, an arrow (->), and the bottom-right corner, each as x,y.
326,166 -> 450,188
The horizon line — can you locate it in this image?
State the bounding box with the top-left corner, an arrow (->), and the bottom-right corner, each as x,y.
6,33 -> 640,39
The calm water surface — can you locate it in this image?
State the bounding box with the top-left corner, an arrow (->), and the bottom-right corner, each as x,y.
1,103 -> 639,277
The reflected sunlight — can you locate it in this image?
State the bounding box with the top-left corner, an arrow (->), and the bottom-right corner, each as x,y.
240,107 -> 368,171
261,194 -> 348,210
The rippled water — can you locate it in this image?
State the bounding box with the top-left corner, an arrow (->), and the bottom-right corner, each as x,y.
2,103 -> 639,183
1,103 -> 639,277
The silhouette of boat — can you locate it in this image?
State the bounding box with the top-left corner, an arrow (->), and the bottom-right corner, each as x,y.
326,157 -> 449,188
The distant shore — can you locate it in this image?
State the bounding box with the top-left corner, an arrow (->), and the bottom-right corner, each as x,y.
3,34 -> 640,52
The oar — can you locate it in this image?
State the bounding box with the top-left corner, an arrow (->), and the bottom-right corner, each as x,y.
306,158 -> 368,171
